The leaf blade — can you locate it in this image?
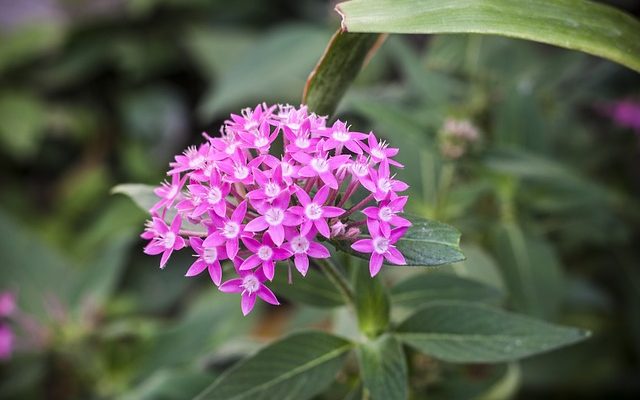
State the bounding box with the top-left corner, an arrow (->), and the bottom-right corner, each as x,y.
396,301 -> 589,363
195,331 -> 352,400
336,0 -> 640,72
356,335 -> 407,400
303,30 -> 384,116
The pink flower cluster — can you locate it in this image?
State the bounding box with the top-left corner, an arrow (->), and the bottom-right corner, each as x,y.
0,292 -> 16,360
142,104 -> 410,315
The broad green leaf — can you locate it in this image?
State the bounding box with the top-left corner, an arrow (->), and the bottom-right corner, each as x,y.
391,272 -> 504,308
353,263 -> 390,337
336,0 -> 640,72
333,215 -> 464,266
0,210 -> 77,317
198,25 -> 330,120
396,301 -> 588,363
303,30 -> 384,116
69,233 -> 135,312
491,223 -> 564,318
356,335 -> 407,400
123,369 -> 216,400
0,91 -> 47,159
111,183 -> 205,234
137,290 -> 251,379
112,183 -> 157,211
195,331 -> 353,400
270,264 -> 345,308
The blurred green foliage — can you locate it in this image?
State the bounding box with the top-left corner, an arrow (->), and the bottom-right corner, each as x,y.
0,0 -> 639,399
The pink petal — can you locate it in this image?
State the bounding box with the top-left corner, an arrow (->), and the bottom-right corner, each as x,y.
208,261 -> 222,285
245,216 -> 268,232
362,207 -> 379,219
314,185 -> 330,205
242,237 -> 261,252
390,215 -> 411,227
385,247 -> 406,265
185,260 -> 207,277
269,224 -> 285,246
322,206 -> 344,218
295,186 -> 312,205
314,218 -> 330,238
189,237 -> 203,252
160,249 -> 173,269
370,253 -> 384,277
232,200 -> 248,223
241,293 -> 257,316
144,243 -> 164,255
226,239 -> 239,259
294,254 -> 309,276
390,226 -> 409,243
219,278 -> 243,293
318,171 -> 338,189
298,166 -> 316,177
351,239 -> 374,253
262,261 -> 275,281
273,247 -> 292,260
307,242 -> 330,258
257,286 -> 280,305
283,212 -> 302,226
240,254 -> 261,270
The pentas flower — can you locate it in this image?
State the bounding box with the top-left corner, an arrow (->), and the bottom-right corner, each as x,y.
187,236 -> 227,285
219,267 -> 279,316
141,103 -> 411,314
351,221 -> 408,277
143,215 -> 185,268
240,234 -> 291,280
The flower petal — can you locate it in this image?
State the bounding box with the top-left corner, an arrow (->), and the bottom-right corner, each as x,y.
351,239 -> 374,253
369,253 -> 384,277
241,293 -> 257,316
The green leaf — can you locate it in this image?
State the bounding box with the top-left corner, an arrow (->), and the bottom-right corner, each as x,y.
491,223 -> 564,318
356,334 -> 407,400
0,210 -> 77,317
336,0 -> 640,72
335,215 -> 464,266
195,331 -> 353,400
137,290 -> 251,379
112,183 -> 157,211
270,264 -> 345,308
396,301 -> 589,363
353,262 -> 390,337
303,30 -> 384,116
123,369 -> 216,400
391,272 -> 504,308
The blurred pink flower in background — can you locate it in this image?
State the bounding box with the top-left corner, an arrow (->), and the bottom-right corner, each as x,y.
603,100 -> 640,134
0,291 -> 16,360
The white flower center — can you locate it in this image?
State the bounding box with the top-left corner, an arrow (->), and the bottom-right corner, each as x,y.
372,237 -> 390,254
189,155 -> 206,169
371,147 -> 385,160
295,136 -> 310,149
332,130 -> 350,142
351,162 -> 368,177
291,235 -> 310,254
288,122 -> 300,131
378,178 -> 392,193
167,185 -> 179,199
254,136 -> 269,148
162,232 -> 176,249
241,274 -> 260,294
311,157 -> 329,173
305,203 -> 323,220
264,183 -> 280,198
244,121 -> 259,131
281,162 -> 293,177
208,186 -> 222,204
234,165 -> 249,180
265,208 -> 284,226
203,247 -> 218,263
225,143 -> 237,155
378,206 -> 394,222
222,221 -> 240,239
257,245 -> 273,261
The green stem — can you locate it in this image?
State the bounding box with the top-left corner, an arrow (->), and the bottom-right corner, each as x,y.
316,257 -> 356,308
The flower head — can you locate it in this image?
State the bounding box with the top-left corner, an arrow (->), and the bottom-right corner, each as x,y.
141,104 -> 410,314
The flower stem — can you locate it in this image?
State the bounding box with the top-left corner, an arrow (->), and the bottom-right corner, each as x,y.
315,258 -> 355,308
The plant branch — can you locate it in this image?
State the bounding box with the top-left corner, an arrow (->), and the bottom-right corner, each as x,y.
315,257 -> 356,308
